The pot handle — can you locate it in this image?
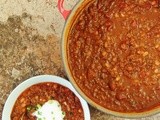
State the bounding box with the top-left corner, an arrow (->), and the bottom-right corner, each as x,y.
58,0 -> 73,20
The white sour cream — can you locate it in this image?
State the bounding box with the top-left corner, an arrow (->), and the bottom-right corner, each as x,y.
33,100 -> 65,120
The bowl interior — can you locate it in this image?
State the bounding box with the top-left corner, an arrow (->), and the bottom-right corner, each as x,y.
2,75 -> 90,120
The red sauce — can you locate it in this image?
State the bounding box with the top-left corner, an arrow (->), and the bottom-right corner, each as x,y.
11,82 -> 84,120
67,0 -> 160,113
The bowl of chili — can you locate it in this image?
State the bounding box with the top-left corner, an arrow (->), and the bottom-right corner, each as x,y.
2,75 -> 90,120
62,0 -> 160,118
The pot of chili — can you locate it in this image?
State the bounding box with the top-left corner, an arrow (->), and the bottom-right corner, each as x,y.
62,0 -> 160,118
2,75 -> 90,120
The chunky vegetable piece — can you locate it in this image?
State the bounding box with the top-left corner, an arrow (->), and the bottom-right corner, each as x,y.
11,82 -> 84,120
68,0 -> 160,112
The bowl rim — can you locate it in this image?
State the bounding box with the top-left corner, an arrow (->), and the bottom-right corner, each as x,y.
2,75 -> 90,120
61,0 -> 160,118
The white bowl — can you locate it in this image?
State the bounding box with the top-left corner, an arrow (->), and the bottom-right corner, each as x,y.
2,75 -> 90,120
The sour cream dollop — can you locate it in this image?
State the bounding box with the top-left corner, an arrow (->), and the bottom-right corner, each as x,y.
33,100 -> 65,120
